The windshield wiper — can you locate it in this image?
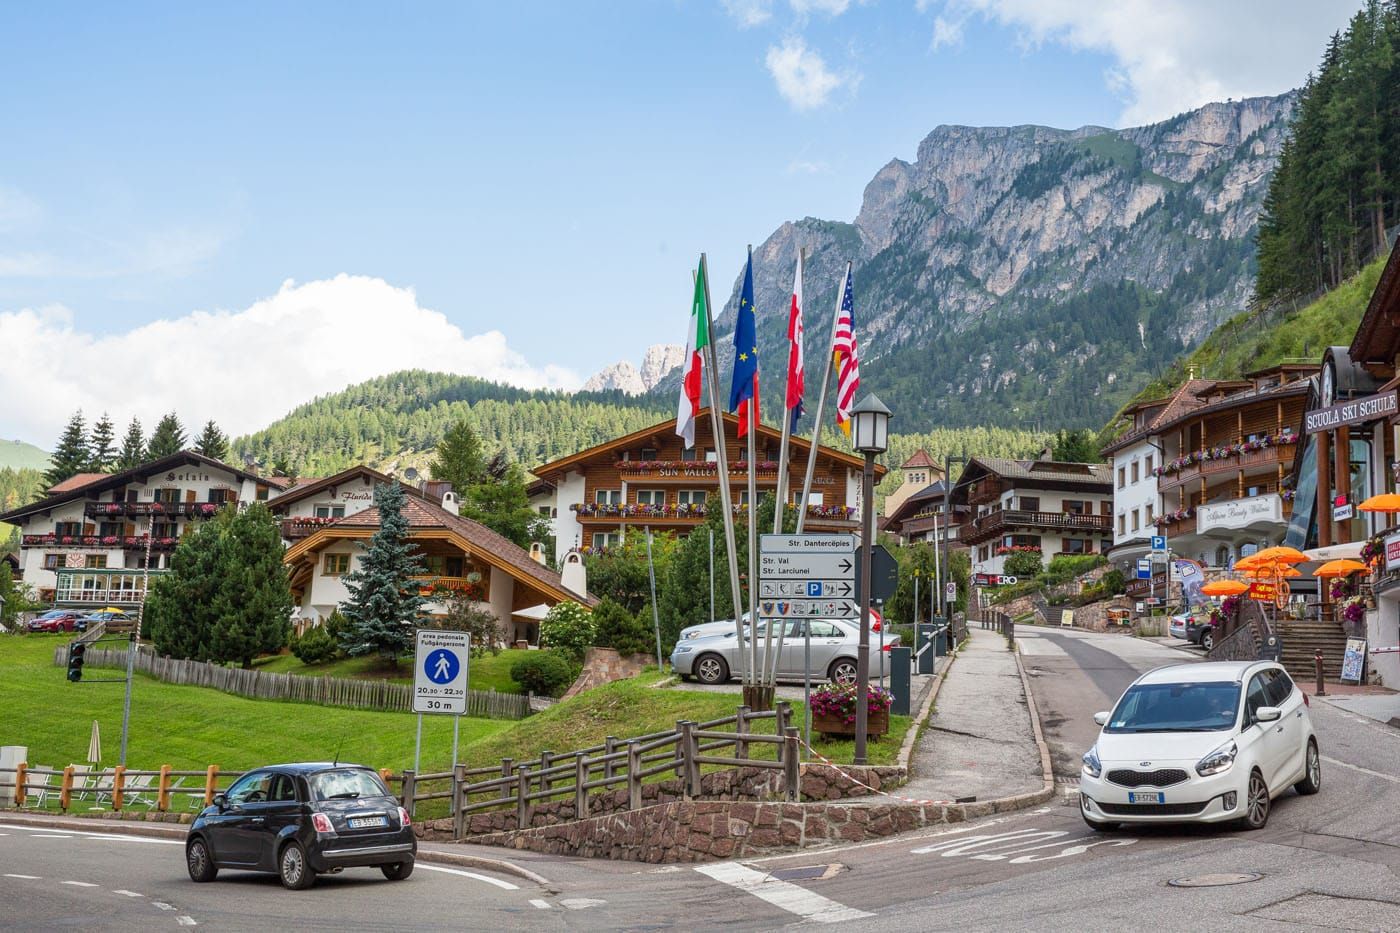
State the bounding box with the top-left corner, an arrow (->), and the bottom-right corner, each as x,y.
327,792 -> 360,799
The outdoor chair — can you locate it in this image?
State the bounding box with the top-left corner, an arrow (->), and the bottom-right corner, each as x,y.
121,773 -> 156,809
89,767 -> 116,807
19,766 -> 54,809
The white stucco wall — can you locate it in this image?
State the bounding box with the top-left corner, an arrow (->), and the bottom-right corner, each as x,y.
553,470 -> 586,563
1111,439 -> 1162,547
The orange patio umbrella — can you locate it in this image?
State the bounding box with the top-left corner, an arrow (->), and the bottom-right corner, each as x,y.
1233,554 -> 1265,571
1314,558 -> 1368,578
1201,579 -> 1249,596
1253,545 -> 1308,564
1357,492 -> 1400,513
1239,565 -> 1300,580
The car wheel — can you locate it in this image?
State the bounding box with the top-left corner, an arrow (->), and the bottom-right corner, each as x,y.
278,840 -> 316,890
694,654 -> 729,685
1236,769 -> 1270,830
1200,629 -> 1214,652
1294,740 -> 1322,795
381,858 -> 414,881
186,836 -> 218,883
828,659 -> 858,686
1082,813 -> 1120,832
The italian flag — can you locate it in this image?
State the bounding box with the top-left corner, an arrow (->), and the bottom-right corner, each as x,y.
676,261 -> 710,449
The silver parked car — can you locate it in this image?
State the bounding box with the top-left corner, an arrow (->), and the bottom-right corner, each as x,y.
670,618 -> 899,685
678,607 -> 884,641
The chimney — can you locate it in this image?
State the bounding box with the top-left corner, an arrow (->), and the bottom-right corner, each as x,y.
1038,446 -> 1053,461
529,542 -> 547,565
441,490 -> 460,516
560,548 -> 587,597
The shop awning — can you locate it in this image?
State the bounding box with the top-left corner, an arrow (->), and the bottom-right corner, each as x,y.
1303,542 -> 1365,561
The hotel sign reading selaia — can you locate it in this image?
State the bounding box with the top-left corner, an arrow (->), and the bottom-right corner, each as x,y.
1304,389 -> 1398,433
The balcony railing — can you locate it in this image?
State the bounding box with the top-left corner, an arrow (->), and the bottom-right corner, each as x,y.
571,503 -> 857,524
280,517 -> 341,539
1157,436 -> 1298,491
22,533 -> 180,551
966,479 -> 1004,506
965,509 -> 1111,543
83,501 -> 229,519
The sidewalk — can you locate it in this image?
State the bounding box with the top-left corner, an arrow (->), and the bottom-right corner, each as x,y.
898,625 -> 1044,803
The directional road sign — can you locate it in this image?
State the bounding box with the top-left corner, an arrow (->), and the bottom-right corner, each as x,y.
759,533 -> 858,618
413,629 -> 469,714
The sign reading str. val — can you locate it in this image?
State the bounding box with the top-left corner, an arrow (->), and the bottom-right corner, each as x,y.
758,533 -> 858,618
413,629 -> 469,714
1304,389 -> 1398,433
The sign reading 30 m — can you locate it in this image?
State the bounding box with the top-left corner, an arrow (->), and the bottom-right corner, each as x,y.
413,629 -> 469,714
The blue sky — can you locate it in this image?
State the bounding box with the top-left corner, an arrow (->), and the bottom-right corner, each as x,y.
0,0 -> 1357,444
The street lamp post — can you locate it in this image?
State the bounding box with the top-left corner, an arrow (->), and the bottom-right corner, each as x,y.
850,394 -> 891,765
941,455 -> 967,618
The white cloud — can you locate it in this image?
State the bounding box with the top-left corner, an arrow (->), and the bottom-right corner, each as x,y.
765,37 -> 854,111
722,0 -> 773,27
925,0 -> 1357,124
789,0 -> 850,15
0,275 -> 580,445
786,158 -> 832,174
930,15 -> 966,49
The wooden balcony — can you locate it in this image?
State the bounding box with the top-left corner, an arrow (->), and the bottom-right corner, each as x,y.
280,518 -> 340,539
1157,442 -> 1297,492
84,501 -> 229,520
570,503 -> 858,529
963,509 -> 1111,545
22,533 -> 179,551
966,478 -> 1004,506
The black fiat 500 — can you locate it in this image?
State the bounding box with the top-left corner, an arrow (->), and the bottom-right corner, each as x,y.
185,763 -> 416,890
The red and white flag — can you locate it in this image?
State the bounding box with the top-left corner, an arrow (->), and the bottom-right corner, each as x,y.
833,263 -> 860,437
676,261 -> 710,449
785,253 -> 805,431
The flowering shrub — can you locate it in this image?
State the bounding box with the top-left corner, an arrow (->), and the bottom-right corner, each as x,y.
572,503 -> 707,518
1154,433 -> 1298,476
806,504 -> 856,520
1360,535 -> 1384,565
809,682 -> 892,724
1156,507 -> 1196,525
1341,596 -> 1367,624
613,459 -> 779,473
995,545 -> 1042,556
1330,576 -> 1359,601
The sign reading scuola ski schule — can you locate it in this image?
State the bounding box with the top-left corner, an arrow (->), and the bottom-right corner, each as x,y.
1304,389 -> 1399,433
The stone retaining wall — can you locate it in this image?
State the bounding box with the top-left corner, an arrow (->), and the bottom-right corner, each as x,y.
562,647 -> 653,700
416,763 -> 905,840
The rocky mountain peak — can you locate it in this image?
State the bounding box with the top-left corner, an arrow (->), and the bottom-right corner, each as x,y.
584,343 -> 684,396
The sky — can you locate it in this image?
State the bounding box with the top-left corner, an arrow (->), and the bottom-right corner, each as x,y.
0,0 -> 1360,446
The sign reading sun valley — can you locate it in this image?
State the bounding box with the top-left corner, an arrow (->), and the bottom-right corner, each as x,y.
413,629 -> 469,714
758,534 -> 858,619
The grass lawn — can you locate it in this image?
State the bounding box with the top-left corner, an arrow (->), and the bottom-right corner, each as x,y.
250,649 -> 524,694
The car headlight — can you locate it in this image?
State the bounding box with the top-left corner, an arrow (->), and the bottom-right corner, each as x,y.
1196,741 -> 1237,777
1082,746 -> 1102,779
673,645 -> 693,653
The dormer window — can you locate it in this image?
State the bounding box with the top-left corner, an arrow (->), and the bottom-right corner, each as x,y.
640,447 -> 658,461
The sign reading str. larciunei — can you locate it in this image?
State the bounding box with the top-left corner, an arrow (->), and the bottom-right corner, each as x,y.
1304,389 -> 1398,433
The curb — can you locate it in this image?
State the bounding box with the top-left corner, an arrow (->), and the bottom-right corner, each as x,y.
0,811 -> 552,888
1014,641 -> 1057,801
896,652 -> 953,772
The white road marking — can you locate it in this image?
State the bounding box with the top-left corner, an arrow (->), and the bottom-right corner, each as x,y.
1017,638 -> 1069,658
61,881 -> 99,887
1323,756 -> 1400,784
4,874 -> 41,880
28,834 -> 73,839
154,901 -> 176,911
112,889 -> 144,897
695,862 -> 873,924
743,816 -> 1013,864
177,916 -> 197,926
416,863 -> 519,890
530,899 -> 552,909
559,898 -> 608,910
0,824 -> 182,845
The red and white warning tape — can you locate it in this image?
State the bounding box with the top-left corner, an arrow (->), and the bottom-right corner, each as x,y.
799,739 -> 955,807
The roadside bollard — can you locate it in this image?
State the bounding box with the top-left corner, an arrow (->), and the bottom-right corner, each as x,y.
1315,649 -> 1327,697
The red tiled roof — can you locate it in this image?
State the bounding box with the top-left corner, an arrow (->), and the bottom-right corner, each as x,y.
1100,379 -> 1216,455
46,473 -> 108,494
900,449 -> 936,469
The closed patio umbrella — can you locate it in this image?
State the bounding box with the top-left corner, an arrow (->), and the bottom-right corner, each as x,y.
1201,580 -> 1249,596
87,720 -> 100,765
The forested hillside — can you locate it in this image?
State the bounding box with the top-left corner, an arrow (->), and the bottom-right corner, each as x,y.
1256,0 -> 1400,302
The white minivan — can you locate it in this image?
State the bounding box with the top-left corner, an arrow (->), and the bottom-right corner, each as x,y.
1079,661 -> 1320,831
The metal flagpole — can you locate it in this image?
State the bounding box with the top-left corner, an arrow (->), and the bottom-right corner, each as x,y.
795,261 -> 849,534
933,513 -> 943,617
748,395 -> 762,696
767,248 -> 803,685
646,528 -> 664,670
708,527 -> 715,625
699,253 -> 749,684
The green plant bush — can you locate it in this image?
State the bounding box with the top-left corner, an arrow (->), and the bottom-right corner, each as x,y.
1042,553 -> 1105,586
1003,550 -> 1044,578
1100,568 -> 1126,595
291,624 -> 339,665
509,650 -> 576,697
591,598 -> 653,657
540,601 -> 596,661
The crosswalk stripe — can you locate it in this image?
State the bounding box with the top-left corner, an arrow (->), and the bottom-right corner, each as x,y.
695,862 -> 873,924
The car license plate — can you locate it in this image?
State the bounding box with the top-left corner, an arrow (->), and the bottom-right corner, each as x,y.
1128,792 -> 1165,804
348,816 -> 387,828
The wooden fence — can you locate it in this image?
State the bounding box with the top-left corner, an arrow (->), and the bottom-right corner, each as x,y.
53,647 -> 534,720
0,762 -> 247,813
394,702 -> 800,839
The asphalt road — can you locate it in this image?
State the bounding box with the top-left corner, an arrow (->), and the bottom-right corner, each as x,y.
8,627 -> 1400,930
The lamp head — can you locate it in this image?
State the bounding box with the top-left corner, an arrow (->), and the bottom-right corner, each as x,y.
850,394 -> 891,454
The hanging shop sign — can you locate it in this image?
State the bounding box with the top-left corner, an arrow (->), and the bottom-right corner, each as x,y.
1385,532 -> 1400,572
1303,389 -> 1398,434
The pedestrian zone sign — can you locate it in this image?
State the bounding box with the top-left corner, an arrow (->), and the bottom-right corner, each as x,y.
413,629 -> 469,714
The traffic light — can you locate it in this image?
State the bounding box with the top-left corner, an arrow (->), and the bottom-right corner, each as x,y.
66,643 -> 85,682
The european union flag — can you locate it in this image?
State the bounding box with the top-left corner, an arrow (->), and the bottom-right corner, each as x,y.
728,251 -> 759,414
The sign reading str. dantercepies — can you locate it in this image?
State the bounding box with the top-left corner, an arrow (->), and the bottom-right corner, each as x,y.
1304,389 -> 1398,433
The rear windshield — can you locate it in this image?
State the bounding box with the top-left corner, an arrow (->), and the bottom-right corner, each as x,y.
1106,682 -> 1240,733
310,769 -> 391,801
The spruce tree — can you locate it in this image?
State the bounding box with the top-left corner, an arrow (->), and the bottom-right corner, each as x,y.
43,411 -> 90,488
211,503 -> 292,667
463,461 -> 539,549
87,413 -> 116,472
338,481 -> 428,664
147,413 -> 187,458
430,419 -> 486,493
194,419 -> 230,462
115,417 -> 147,471
146,512 -> 231,661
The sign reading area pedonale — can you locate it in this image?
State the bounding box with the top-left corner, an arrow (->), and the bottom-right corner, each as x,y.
1304,389 -> 1398,433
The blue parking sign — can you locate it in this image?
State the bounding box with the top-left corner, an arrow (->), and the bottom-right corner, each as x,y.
1150,535 -> 1167,551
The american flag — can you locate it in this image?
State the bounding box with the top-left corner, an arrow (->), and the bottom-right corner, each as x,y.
832,263 -> 859,436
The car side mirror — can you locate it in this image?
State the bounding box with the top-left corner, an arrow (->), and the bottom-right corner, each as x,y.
1093,711 -> 1110,726
1255,706 -> 1281,723
212,793 -> 227,811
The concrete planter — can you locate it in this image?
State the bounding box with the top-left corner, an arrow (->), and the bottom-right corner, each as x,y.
812,709 -> 888,738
